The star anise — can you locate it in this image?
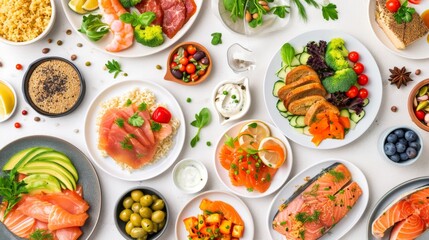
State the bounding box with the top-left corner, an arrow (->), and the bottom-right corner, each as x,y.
388,66 -> 413,89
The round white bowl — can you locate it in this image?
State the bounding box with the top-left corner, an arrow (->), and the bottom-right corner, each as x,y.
0,79 -> 17,123
172,158 -> 208,194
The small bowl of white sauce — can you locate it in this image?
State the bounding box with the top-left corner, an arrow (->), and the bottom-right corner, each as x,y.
172,159 -> 208,194
212,76 -> 251,125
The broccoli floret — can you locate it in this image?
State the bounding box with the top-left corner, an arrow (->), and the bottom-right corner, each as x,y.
322,68 -> 358,93
135,25 -> 164,47
326,38 -> 349,57
119,0 -> 141,8
325,49 -> 350,71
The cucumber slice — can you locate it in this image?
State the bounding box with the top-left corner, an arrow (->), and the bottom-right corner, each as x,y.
280,111 -> 290,118
303,126 -> 311,136
351,110 -> 365,123
291,57 -> 300,67
277,66 -> 292,79
295,46 -> 304,53
293,127 -> 304,134
299,52 -> 311,65
349,120 -> 357,130
276,100 -> 287,112
340,109 -> 350,118
289,116 -> 298,127
363,98 -> 370,107
273,80 -> 285,97
296,116 -> 306,127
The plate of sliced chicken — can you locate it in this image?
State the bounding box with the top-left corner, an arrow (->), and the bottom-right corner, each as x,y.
368,0 -> 429,59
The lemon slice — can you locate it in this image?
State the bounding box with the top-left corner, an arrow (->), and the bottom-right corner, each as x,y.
238,121 -> 270,150
68,0 -> 88,14
82,0 -> 99,12
258,137 -> 286,169
0,82 -> 15,119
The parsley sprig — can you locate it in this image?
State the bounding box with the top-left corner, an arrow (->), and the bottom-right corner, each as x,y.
292,0 -> 338,21
394,0 -> 416,24
0,169 -> 28,219
128,112 -> 144,127
105,59 -> 123,78
29,229 -> 53,240
190,108 -> 211,147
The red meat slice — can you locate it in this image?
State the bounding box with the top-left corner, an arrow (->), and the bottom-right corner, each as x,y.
183,0 -> 196,23
159,0 -> 186,39
135,0 -> 164,26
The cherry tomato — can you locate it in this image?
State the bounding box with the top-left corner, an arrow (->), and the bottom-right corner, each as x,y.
186,64 -> 196,74
152,107 -> 171,123
357,74 -> 369,86
183,50 -> 189,58
358,88 -> 369,99
190,73 -> 199,81
409,0 -> 421,4
179,57 -> 189,66
170,62 -> 178,69
14,122 -> 21,128
16,64 -> 23,70
173,53 -> 179,61
198,69 -> 206,76
348,51 -> 360,63
353,62 -> 365,75
179,64 -> 186,72
385,0 -> 401,12
415,110 -> 425,120
187,45 -> 197,55
188,55 -> 195,62
346,86 -> 359,98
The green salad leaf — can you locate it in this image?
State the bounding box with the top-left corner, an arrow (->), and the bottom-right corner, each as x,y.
322,3 -> 338,21
280,43 -> 295,67
78,14 -> 109,41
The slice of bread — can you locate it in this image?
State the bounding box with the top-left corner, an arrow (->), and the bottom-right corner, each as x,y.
285,65 -> 318,84
304,100 -> 340,126
284,83 -> 327,109
287,95 -> 326,115
278,75 -> 321,101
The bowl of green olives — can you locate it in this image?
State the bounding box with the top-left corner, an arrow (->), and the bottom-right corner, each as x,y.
115,187 -> 169,240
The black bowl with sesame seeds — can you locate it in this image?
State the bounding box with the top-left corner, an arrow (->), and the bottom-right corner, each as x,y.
22,57 -> 86,117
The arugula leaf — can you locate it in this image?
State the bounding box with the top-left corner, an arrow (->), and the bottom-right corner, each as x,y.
280,43 -> 295,67
151,121 -> 162,131
78,14 -> 109,41
138,102 -> 147,111
115,118 -> 124,128
211,32 -> 222,45
29,229 -> 53,240
322,3 -> 338,21
128,112 -> 144,127
271,6 -> 290,18
190,108 -> 211,147
105,59 -> 123,78
0,170 -> 28,219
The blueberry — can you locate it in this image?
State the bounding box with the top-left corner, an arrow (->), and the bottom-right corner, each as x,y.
400,153 -> 409,161
406,147 -> 418,159
384,142 -> 397,156
396,142 -> 407,153
398,138 -> 408,147
409,141 -> 421,151
386,133 -> 398,143
390,154 -> 400,162
394,129 -> 405,138
405,130 -> 418,142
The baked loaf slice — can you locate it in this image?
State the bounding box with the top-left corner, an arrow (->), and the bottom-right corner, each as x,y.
284,83 -> 327,109
304,100 -> 340,126
288,95 -> 325,115
285,65 -> 318,84
278,75 -> 321,100
375,0 -> 428,49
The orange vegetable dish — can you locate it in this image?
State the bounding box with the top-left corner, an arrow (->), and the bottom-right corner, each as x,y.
309,111 -> 350,146
183,199 -> 245,240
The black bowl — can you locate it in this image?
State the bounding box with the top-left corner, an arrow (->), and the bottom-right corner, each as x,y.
22,56 -> 86,117
114,186 -> 169,240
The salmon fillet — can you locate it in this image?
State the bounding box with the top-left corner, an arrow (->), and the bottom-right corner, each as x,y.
390,214 -> 426,240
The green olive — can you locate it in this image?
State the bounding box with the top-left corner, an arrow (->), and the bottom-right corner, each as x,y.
151,194 -> 159,201
137,236 -> 148,240
131,202 -> 142,213
151,210 -> 166,223
140,195 -> 153,207
130,213 -> 142,227
130,227 -> 147,238
119,209 -> 133,222
139,207 -> 152,219
152,222 -> 159,233
131,190 -> 144,202
141,218 -> 154,233
125,221 -> 134,235
123,197 -> 134,209
158,218 -> 166,229
151,199 -> 165,211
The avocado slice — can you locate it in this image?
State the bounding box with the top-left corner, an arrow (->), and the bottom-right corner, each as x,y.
19,161 -> 76,190
32,157 -> 78,181
31,151 -> 70,162
4,147 -> 52,171
24,174 -> 62,194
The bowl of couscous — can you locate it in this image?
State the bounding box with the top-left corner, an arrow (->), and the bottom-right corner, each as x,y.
0,0 -> 56,45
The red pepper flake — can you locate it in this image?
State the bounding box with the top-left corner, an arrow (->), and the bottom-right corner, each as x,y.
14,122 -> 21,128
21,110 -> 28,115
16,64 -> 23,70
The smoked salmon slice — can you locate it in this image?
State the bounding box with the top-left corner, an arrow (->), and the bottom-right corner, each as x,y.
390,214 -> 426,240
199,198 -> 244,226
54,227 -> 83,240
16,196 -> 54,223
36,189 -> 89,214
48,205 -> 88,231
372,200 -> 415,238
1,207 -> 35,238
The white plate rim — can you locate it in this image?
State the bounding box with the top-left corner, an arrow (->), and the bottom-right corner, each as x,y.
263,29 -> 383,149
213,119 -> 293,198
367,0 -> 429,60
174,190 -> 255,240
61,0 -> 203,58
266,158 -> 369,240
84,79 -> 185,181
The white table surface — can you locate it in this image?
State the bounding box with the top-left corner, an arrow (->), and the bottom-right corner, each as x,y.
1,0 -> 429,239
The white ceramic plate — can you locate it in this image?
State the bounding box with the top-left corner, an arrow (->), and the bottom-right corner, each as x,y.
175,190 -> 254,240
267,159 -> 369,240
84,80 -> 185,181
263,29 -> 383,149
214,119 -> 293,198
367,177 -> 429,240
368,0 -> 429,59
61,0 -> 202,57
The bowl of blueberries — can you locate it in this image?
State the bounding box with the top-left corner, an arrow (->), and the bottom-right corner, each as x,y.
379,126 -> 423,166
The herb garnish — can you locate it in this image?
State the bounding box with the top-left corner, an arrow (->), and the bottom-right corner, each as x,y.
29,229 -> 53,240
120,137 -> 133,150
248,122 -> 258,128
138,102 -> 147,111
78,14 -> 109,41
128,112 -> 144,127
115,118 -> 124,128
224,134 -> 237,148
321,3 -> 338,21
295,210 -> 321,223
305,183 -> 319,196
190,108 -> 211,147
327,195 -> 336,201
151,121 -> 162,131
120,11 -> 156,27
328,170 -> 345,182
125,99 -> 132,106
105,59 -> 123,78
394,0 -> 416,24
292,0 -> 338,21
211,32 -> 222,45
0,169 -> 28,219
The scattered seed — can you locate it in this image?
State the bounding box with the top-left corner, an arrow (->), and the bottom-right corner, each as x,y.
123,73 -> 128,77
0,61 -> 3,67
391,106 -> 398,112
22,110 -> 28,115
57,40 -> 63,46
85,61 -> 91,66
42,48 -> 50,54
206,141 -> 212,147
15,64 -> 23,70
71,54 -> 77,61
77,43 -> 83,47
14,122 -> 21,128
74,129 -> 79,133
103,65 -> 107,70
34,117 -> 41,122
415,69 -> 421,75
186,97 -> 192,103
47,38 -> 52,43
252,13 -> 259,19
66,29 -> 72,35
156,64 -> 162,70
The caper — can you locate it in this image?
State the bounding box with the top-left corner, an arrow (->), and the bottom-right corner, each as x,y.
151,199 -> 165,211
130,227 -> 147,238
125,221 -> 134,235
119,209 -> 133,222
140,195 -> 153,207
141,218 -> 154,233
130,213 -> 142,227
131,202 -> 142,213
151,194 -> 159,201
139,207 -> 152,219
131,190 -> 144,201
123,197 -> 134,209
151,210 -> 165,223
158,218 -> 166,229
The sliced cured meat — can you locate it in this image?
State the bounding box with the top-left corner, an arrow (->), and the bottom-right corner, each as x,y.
98,108 -> 119,150
159,0 -> 186,39
372,199 -> 415,238
135,0 -> 164,26
1,208 -> 35,238
36,190 -> 90,215
16,196 -> 54,223
183,0 -> 196,23
48,205 -> 88,231
116,110 -> 152,148
153,123 -> 173,142
390,214 -> 426,240
54,227 -> 83,240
